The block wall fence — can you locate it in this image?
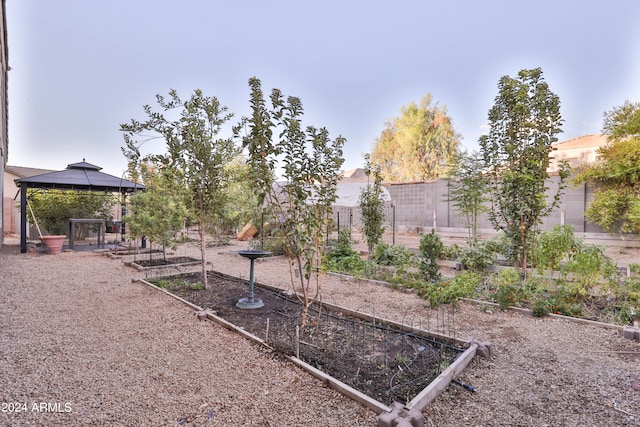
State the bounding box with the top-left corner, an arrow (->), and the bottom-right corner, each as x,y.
332,176 -> 639,244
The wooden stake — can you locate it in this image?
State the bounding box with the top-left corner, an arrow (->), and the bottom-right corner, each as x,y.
265,318 -> 270,342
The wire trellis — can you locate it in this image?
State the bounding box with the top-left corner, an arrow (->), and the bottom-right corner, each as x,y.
255,288 -> 463,406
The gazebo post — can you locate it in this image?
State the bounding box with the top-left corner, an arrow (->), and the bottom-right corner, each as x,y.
20,184 -> 27,253
120,193 -> 127,242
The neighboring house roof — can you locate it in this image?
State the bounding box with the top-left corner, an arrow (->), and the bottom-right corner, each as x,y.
552,134 -> 608,150
341,168 -> 371,183
15,160 -> 144,192
6,165 -> 56,178
549,134 -> 608,173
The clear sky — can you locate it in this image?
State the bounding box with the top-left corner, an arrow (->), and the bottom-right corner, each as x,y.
6,0 -> 640,177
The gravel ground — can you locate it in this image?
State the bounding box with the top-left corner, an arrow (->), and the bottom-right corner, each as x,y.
1,236 -> 639,426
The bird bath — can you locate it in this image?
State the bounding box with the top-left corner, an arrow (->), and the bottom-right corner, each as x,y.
235,250 -> 271,309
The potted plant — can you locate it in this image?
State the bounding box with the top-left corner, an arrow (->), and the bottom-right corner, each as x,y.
26,193 -> 69,254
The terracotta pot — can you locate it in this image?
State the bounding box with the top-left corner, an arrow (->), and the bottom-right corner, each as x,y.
41,235 -> 66,254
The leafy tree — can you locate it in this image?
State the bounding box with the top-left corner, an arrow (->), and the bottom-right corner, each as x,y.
358,154 -> 386,256
479,68 -> 570,278
447,151 -> 489,243
126,164 -> 188,261
237,77 -> 345,326
215,155 -> 260,235
121,89 -> 238,289
370,93 -> 460,182
574,101 -> 640,233
27,189 -> 115,236
602,100 -> 640,139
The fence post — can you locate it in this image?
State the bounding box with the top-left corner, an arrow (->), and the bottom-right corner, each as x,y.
392,204 -> 396,246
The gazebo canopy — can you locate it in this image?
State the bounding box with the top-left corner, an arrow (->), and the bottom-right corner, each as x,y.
15,160 -> 144,192
15,160 -> 145,253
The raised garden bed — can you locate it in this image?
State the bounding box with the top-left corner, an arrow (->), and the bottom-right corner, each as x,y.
105,247 -> 164,257
125,256 -> 201,271
144,271 -> 475,409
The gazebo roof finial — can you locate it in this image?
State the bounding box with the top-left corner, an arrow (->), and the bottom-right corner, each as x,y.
67,160 -> 102,171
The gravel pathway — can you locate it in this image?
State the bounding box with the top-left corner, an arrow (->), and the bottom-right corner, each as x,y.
1,238 -> 640,426
0,244 -> 374,426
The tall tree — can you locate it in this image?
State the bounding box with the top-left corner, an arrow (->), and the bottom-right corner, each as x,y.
121,89 -> 238,288
236,77 -> 345,326
479,68 -> 570,277
574,101 -> 640,233
371,93 -> 460,182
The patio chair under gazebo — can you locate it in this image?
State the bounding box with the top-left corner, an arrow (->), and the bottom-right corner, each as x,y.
15,160 -> 145,253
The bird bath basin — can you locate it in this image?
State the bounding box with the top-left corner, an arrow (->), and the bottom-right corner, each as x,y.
235,250 -> 271,309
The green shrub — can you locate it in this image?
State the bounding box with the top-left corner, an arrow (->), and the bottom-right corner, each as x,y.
494,284 -> 518,309
326,228 -> 357,257
153,279 -> 173,289
534,225 -> 581,271
418,229 -> 443,283
531,298 -> 550,317
492,268 -> 524,309
393,275 -> 423,290
324,253 -> 369,277
600,276 -> 640,324
440,244 -> 461,261
563,244 -> 617,296
372,241 -> 391,264
522,274 -> 552,299
547,281 -> 582,316
418,271 -> 481,307
457,239 -> 498,272
624,277 -> 640,302
207,235 -> 230,247
548,296 -> 582,317
372,242 -> 415,274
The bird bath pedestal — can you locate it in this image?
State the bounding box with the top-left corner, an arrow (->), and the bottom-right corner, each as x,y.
236,250 -> 271,309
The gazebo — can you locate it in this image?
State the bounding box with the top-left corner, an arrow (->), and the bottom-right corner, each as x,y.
15,160 -> 145,253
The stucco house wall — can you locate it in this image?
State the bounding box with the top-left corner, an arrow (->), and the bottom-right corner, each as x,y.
3,166 -> 56,236
0,0 -> 8,245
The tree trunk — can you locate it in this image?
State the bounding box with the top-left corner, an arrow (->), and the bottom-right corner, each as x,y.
200,226 -> 208,289
288,254 -> 309,326
300,304 -> 309,328
520,224 -> 527,281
